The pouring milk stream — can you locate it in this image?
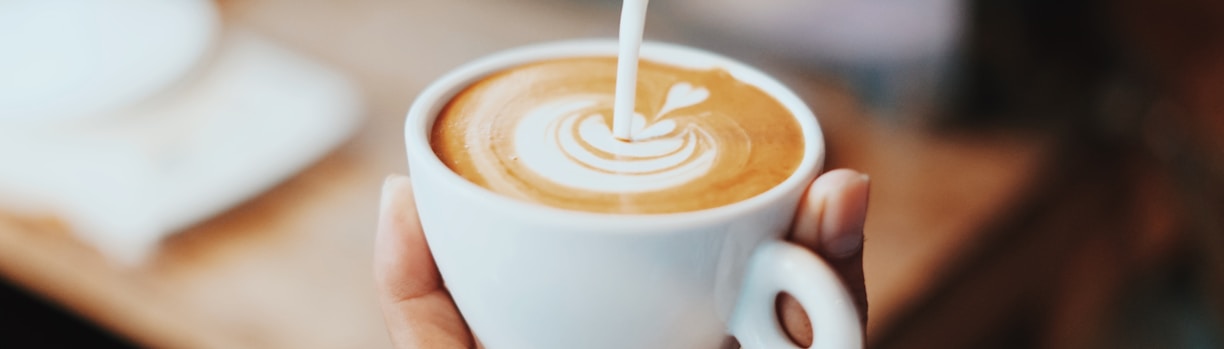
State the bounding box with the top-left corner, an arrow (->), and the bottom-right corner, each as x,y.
612,0 -> 650,141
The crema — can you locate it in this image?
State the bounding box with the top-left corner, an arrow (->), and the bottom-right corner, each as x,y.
431,57 -> 804,214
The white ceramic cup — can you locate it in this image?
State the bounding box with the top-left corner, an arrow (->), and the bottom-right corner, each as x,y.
404,40 -> 862,349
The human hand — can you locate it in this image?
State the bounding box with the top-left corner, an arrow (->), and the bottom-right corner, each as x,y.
374,169 -> 870,348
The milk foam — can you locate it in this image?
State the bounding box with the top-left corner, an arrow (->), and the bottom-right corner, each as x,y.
514,83 -> 717,193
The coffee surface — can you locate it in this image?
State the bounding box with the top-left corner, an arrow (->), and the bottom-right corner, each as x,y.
431,57 -> 804,214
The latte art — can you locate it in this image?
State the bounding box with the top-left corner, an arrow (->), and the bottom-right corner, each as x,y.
433,57 -> 803,214
514,82 -> 743,193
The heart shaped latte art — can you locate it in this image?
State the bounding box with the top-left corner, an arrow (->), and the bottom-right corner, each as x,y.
513,82 -> 719,193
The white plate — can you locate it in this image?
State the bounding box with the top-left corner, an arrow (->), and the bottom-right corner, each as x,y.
0,29 -> 363,264
0,0 -> 218,124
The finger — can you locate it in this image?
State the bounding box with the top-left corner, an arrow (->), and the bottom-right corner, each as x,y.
374,174 -> 474,348
790,169 -> 868,258
817,171 -> 870,325
782,169 -> 871,343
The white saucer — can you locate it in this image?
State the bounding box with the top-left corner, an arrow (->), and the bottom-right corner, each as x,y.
0,29 -> 363,264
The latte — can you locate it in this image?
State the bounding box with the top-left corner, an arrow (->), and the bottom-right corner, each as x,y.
431,57 -> 804,214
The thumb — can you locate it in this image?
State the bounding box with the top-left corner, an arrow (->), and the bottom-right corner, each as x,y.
375,175 -> 474,348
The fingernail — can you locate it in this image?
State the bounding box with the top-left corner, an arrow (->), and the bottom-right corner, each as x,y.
821,174 -> 869,258
381,174 -> 410,212
826,229 -> 864,258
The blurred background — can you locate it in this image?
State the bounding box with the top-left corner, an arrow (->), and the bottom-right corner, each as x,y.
1,0 -> 1221,348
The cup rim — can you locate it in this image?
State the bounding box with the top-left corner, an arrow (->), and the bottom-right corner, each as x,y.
404,39 -> 824,231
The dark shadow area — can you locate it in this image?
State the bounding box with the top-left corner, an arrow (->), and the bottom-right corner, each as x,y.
0,278 -> 137,348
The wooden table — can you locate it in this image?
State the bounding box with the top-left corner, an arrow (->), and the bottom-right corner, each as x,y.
0,1 -> 1055,348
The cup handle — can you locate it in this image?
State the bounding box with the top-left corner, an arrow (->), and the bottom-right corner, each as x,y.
729,240 -> 863,349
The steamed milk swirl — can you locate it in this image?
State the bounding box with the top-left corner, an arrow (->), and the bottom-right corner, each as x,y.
514,82 -> 734,193
432,57 -> 803,214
